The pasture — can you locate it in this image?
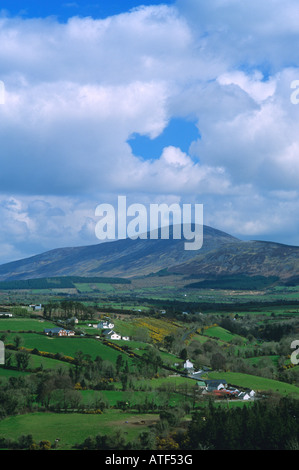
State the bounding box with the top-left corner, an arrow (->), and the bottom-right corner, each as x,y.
0,410 -> 160,450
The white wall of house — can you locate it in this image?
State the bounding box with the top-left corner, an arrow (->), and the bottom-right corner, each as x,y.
110,333 -> 121,340
184,360 -> 194,369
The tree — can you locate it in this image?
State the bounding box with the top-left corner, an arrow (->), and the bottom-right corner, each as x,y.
13,335 -> 23,348
44,301 -> 55,319
15,350 -> 31,371
18,434 -> 35,450
121,373 -> 128,391
39,440 -> 52,450
133,327 -> 151,343
159,408 -> 184,426
179,348 -> 188,361
64,390 -> 82,410
92,392 -> 109,411
143,347 -> 163,375
163,335 -> 175,352
138,431 -> 157,450
116,354 -> 124,375
210,352 -> 226,371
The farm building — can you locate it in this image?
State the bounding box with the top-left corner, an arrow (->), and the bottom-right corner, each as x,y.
102,330 -> 121,340
98,321 -> 114,329
29,304 -> 42,311
184,359 -> 194,371
238,390 -> 256,400
197,380 -> 206,389
44,328 -> 75,337
201,379 -> 256,400
66,317 -> 78,325
205,379 -> 227,391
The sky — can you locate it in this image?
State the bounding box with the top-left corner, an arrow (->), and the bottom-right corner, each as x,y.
0,0 -> 299,264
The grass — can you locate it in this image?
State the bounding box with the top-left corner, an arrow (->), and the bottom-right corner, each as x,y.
133,375 -> 195,390
0,367 -> 29,378
208,371 -> 299,397
80,389 -> 186,407
0,318 -> 57,332
203,326 -> 246,343
10,349 -> 74,371
0,410 -> 160,450
3,333 -> 133,365
246,355 -> 280,367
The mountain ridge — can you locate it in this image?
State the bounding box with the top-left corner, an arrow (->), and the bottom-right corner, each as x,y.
0,224 -> 297,281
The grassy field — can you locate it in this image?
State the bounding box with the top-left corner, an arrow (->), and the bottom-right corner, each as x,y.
245,355 -> 280,367
208,371 -> 299,397
202,325 -> 245,343
0,318 -> 57,332
0,367 -> 28,378
0,282 -> 298,450
3,333 -> 133,365
0,410 -> 160,450
80,389 -> 186,407
4,349 -> 74,371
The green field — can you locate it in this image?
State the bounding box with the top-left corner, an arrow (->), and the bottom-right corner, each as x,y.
3,333 -> 133,365
0,410 -> 160,450
203,325 -> 247,343
0,367 -> 28,378
208,371 -> 299,397
80,389 -> 186,407
0,281 -> 298,451
0,318 -> 57,332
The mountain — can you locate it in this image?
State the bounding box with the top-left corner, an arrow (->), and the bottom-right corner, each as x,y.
0,224 -> 297,281
168,239 -> 299,280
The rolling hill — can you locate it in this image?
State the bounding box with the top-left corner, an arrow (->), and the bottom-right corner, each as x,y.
0,224 -> 297,281
168,239 -> 299,280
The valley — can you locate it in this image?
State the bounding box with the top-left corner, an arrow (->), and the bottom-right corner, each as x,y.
0,226 -> 298,451
0,271 -> 298,450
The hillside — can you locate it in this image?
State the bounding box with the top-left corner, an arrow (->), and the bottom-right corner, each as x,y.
0,224 -> 297,281
169,240 -> 299,280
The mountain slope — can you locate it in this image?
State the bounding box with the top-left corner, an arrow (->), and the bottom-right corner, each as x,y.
168,239 -> 299,280
0,225 -> 297,281
0,225 -> 238,280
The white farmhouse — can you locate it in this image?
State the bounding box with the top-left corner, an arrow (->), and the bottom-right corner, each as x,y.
98,321 -> 114,329
184,359 -> 194,371
238,390 -> 256,400
103,330 -> 121,340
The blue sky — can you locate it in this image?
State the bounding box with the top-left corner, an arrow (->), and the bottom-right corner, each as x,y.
0,0 -> 175,21
129,118 -> 200,160
0,0 -> 299,264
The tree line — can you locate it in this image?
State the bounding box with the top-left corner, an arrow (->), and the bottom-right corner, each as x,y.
75,396 -> 299,451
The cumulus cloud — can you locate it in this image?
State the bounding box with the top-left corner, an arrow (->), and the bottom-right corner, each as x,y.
0,194 -> 99,262
0,1 -> 299,262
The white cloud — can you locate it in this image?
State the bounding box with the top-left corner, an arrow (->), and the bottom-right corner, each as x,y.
0,1 -> 299,263
176,0 -> 299,71
190,67 -> 299,191
217,71 -> 276,104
